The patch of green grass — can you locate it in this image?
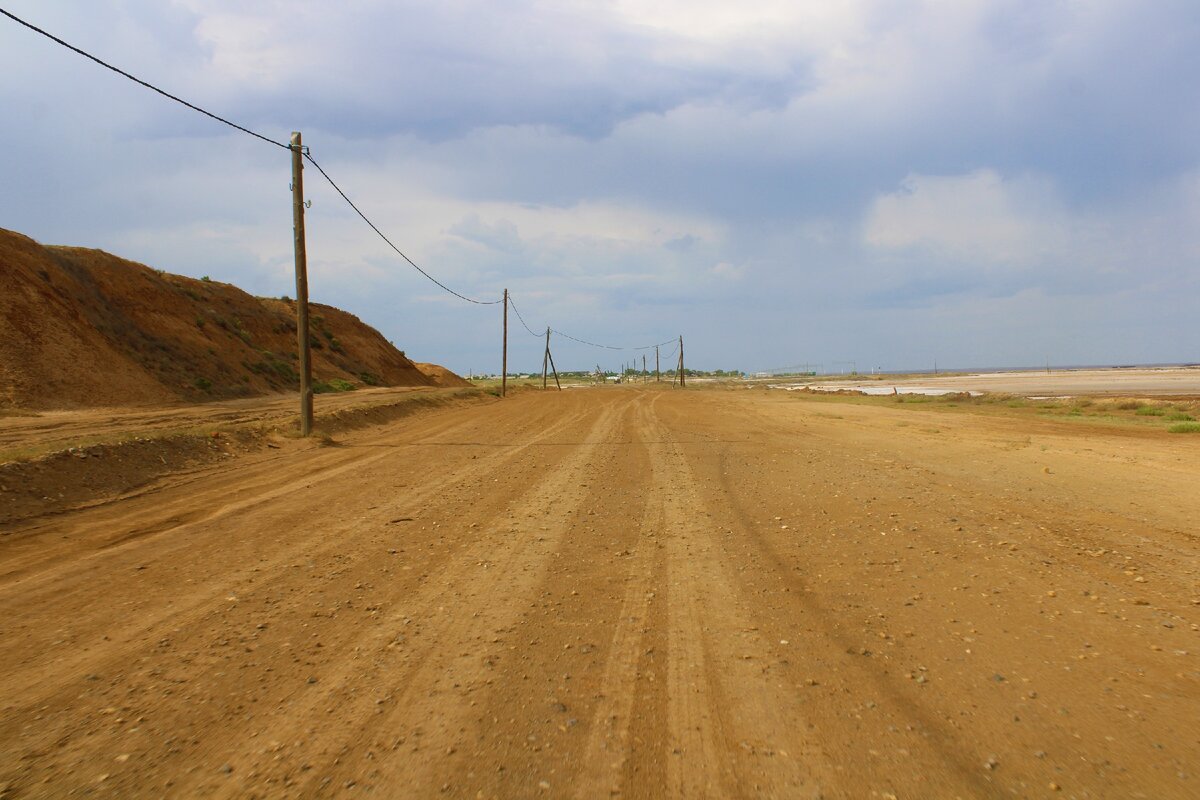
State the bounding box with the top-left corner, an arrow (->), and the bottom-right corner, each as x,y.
1168,421 -> 1200,434
313,378 -> 357,394
1166,411 -> 1194,421
248,355 -> 298,384
1135,406 -> 1165,416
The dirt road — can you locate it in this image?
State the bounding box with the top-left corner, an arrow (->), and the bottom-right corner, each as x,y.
1,388 -> 1197,798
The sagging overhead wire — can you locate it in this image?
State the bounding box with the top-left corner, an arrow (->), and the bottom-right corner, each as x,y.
0,6 -> 501,307
550,326 -> 675,352
505,295 -> 544,337
0,7 -> 289,151
302,153 -> 502,306
5,7 -> 682,340
548,327 -> 623,351
507,292 -> 674,352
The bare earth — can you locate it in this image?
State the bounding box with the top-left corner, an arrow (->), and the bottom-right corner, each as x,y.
1,387 -> 1197,798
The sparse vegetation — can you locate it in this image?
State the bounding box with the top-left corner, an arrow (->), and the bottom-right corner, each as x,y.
1168,421 -> 1200,433
313,378 -> 357,393
193,377 -> 213,392
783,387 -> 1200,433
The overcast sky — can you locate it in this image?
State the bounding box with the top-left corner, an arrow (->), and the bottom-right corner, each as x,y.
2,1 -> 1198,374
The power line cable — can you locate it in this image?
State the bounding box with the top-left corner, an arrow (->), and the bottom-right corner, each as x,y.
5,6 -> 683,332
0,7 -> 500,306
550,327 -> 675,352
508,294 -> 673,352
0,7 -> 289,151
505,295 -> 544,337
303,153 -> 502,305
633,338 -> 677,351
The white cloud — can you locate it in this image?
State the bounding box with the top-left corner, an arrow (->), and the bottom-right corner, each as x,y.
863,169 -> 1068,266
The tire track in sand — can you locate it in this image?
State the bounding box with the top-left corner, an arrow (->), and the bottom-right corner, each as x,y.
572,394 -> 661,798
643,393 -> 834,799
275,395 -> 630,797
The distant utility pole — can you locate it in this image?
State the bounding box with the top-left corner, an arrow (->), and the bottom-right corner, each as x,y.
541,327 -> 561,390
677,335 -> 685,388
643,354 -> 647,383
501,288 -> 508,397
290,132 -> 313,436
656,345 -> 660,382
680,335 -> 685,387
545,329 -> 561,390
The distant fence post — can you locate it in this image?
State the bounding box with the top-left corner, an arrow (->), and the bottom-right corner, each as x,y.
290,131 -> 313,436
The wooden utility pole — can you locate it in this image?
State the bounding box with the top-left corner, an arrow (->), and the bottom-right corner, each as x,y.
542,327 -> 550,389
642,354 -> 647,382
547,336 -> 561,391
656,346 -> 660,382
290,132 -> 313,436
679,335 -> 685,388
502,288 -> 508,397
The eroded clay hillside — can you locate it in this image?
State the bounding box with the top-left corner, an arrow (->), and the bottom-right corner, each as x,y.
0,227 -> 442,409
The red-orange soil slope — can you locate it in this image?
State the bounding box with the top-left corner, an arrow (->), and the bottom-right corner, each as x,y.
415,362 -> 473,387
0,228 -> 437,409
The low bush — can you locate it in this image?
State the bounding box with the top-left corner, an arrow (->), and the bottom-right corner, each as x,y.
1168,421 -> 1200,434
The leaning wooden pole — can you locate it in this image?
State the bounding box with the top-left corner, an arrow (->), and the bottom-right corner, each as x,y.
501,288 -> 509,398
542,327 -> 550,389
290,132 -> 314,436
547,342 -> 562,391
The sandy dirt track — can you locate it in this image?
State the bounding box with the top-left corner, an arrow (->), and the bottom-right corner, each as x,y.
1,387 -> 1197,798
